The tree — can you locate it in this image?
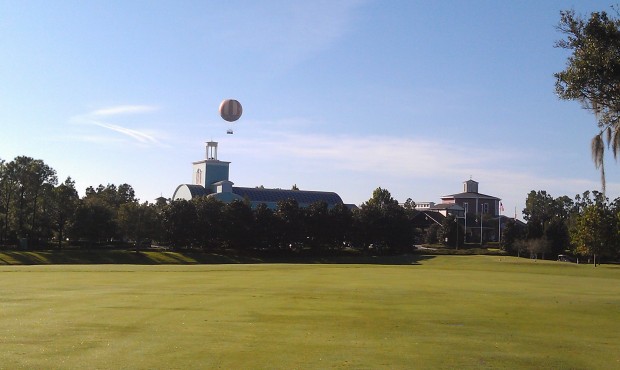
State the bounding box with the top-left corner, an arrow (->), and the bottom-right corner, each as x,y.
7,156 -> 58,246
50,177 -> 79,249
254,203 -> 276,250
544,217 -> 570,257
117,201 -> 160,250
0,159 -> 17,243
275,198 -> 303,250
403,198 -> 416,211
193,196 -> 224,250
355,188 -> 412,253
570,199 -> 615,264
328,203 -> 353,250
222,200 -> 254,250
439,214 -> 463,249
85,183 -> 137,209
523,190 -> 555,239
522,238 -> 549,259
161,200 -> 196,249
424,223 -> 440,245
501,218 -> 525,253
69,199 -> 115,248
304,201 -> 330,251
555,9 -> 620,192
366,187 -> 398,208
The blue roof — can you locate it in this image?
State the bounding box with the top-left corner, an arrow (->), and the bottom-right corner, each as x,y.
184,184 -> 209,198
232,187 -> 343,205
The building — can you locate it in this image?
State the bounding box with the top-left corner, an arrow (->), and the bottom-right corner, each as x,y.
412,179 -> 503,244
428,202 -> 465,217
440,179 -> 501,216
172,141 -> 348,209
413,201 -> 435,210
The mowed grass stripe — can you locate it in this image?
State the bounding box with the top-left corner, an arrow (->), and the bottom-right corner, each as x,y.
1,256 -> 619,369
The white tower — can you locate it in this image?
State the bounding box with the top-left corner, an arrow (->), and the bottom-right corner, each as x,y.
206,141 -> 218,160
192,141 -> 230,189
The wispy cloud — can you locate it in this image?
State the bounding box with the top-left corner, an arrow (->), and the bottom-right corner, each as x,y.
89,121 -> 159,144
71,105 -> 164,147
225,130 -> 617,213
230,132 -> 517,178
91,105 -> 157,116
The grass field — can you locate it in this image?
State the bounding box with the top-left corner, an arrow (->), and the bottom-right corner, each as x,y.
1,255 -> 619,369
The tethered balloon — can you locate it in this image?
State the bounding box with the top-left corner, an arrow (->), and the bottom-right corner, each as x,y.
219,99 -> 242,122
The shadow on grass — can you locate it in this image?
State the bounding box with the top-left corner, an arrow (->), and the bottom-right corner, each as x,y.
0,250 -> 436,266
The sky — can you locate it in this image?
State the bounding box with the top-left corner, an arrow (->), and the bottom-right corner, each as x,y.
1,0 -> 619,218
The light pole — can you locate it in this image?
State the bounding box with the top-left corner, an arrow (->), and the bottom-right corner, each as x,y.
479,206 -> 483,246
464,211 -> 467,244
455,217 -> 459,250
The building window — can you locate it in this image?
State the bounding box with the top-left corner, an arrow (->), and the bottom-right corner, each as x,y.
196,169 -> 202,185
463,202 -> 469,213
482,203 -> 489,214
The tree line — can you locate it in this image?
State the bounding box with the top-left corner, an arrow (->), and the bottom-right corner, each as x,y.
2,155 -> 620,262
504,190 -> 620,263
0,156 -> 420,253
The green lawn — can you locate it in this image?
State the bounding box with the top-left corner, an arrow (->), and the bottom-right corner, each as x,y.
1,255 -> 619,369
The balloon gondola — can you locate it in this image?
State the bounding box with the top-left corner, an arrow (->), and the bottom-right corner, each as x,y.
219,99 -> 242,134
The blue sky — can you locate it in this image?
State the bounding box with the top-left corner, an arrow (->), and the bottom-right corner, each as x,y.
1,0 -> 617,217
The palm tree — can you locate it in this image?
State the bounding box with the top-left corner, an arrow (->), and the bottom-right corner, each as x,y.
555,9 -> 620,193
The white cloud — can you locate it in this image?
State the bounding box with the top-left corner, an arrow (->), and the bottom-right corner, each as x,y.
71,105 -> 164,147
91,105 -> 158,116
223,131 -> 617,216
90,121 -> 158,144
229,132 -> 518,178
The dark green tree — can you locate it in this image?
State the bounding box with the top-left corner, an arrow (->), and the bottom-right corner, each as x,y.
253,203 -> 276,250
275,198 -> 303,250
328,203 -> 353,250
222,200 -> 254,250
424,223 -> 440,245
439,214 -> 464,249
50,177 -> 79,249
544,217 -> 570,257
0,159 -> 16,243
161,200 -> 196,249
304,201 -> 330,251
117,201 -> 160,250
403,198 -> 416,211
501,218 -> 526,253
366,187 -> 398,208
355,188 -> 412,253
193,197 -> 224,250
8,156 -> 58,246
523,190 -> 555,239
69,199 -> 115,248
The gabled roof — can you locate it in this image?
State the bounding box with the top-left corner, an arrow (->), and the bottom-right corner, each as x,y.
441,192 -> 500,201
411,211 -> 445,226
430,203 -> 464,211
